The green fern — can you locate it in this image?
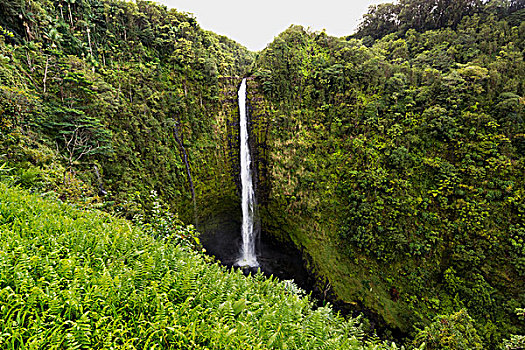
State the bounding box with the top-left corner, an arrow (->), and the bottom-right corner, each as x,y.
0,182 -> 396,349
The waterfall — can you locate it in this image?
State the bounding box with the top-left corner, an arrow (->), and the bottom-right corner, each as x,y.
237,78 -> 259,267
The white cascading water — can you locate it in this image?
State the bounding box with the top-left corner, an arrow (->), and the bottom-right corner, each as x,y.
237,78 -> 259,267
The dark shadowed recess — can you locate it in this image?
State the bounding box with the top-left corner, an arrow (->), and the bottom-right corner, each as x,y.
198,209 -> 311,284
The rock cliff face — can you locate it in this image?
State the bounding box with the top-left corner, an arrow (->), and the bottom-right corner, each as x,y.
194,76 -> 243,248
246,78 -> 272,206
196,77 -> 270,239
193,77 -> 286,254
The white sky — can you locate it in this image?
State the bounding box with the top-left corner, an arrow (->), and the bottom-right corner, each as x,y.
155,0 -> 392,51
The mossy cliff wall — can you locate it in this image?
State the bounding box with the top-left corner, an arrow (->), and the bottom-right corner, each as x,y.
244,68 -> 525,346
245,78 -> 408,332
192,77 -> 243,229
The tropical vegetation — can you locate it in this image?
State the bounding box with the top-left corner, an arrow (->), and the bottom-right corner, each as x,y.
250,0 -> 524,347
0,0 -> 524,348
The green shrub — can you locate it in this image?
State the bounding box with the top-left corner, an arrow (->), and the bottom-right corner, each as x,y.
413,309 -> 484,349
501,308 -> 525,350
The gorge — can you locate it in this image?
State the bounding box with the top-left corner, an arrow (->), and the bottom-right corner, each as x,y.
1,0 -> 524,348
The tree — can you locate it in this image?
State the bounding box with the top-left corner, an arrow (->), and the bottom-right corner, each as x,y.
355,3 -> 400,41
53,109 -> 112,183
413,309 -> 484,349
0,86 -> 41,136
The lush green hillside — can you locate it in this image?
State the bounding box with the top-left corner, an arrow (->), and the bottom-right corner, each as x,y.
0,0 -> 250,222
0,181 -> 403,349
249,2 -> 525,347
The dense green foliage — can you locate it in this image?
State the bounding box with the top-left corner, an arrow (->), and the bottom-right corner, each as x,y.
1,0 -> 524,348
501,308 -> 525,349
0,182 -> 406,349
250,2 -> 525,347
355,0 -> 525,41
0,0 -> 252,221
413,309 -> 483,349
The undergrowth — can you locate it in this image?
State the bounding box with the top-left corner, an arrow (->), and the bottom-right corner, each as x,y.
0,182 -> 401,349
